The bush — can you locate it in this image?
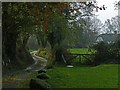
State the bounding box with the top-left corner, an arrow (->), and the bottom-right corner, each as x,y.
90,41 -> 120,65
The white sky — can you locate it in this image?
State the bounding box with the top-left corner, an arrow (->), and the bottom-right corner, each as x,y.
95,0 -> 119,24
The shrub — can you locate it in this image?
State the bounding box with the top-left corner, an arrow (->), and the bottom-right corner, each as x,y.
90,41 -> 120,65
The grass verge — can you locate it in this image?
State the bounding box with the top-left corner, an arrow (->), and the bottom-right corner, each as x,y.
46,64 -> 118,88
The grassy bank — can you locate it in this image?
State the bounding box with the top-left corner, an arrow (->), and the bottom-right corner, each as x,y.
46,64 -> 118,88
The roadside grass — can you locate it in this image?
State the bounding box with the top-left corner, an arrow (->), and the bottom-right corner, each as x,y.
68,48 -> 95,54
46,64 -> 118,88
2,70 -> 38,88
16,71 -> 38,88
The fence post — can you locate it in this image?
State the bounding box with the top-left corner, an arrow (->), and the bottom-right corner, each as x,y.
79,55 -> 81,62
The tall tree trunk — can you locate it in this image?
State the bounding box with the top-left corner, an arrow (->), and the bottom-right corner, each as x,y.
2,28 -> 18,67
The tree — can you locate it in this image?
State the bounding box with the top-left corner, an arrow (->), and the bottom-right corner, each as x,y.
68,16 -> 102,48
111,16 -> 120,33
2,3 -> 35,69
47,14 -> 69,65
102,16 -> 120,34
2,1 -> 105,69
103,19 -> 114,34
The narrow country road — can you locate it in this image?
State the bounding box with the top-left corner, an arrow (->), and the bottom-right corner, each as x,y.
2,51 -> 48,88
25,51 -> 47,71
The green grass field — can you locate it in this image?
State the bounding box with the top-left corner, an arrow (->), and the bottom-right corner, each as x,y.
68,48 -> 94,54
46,64 -> 118,88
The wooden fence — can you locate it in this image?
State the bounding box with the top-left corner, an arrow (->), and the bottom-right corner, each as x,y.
71,54 -> 95,62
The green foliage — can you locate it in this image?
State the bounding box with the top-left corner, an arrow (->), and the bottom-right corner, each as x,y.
36,48 -> 52,60
47,14 -> 70,65
48,14 -> 68,49
35,27 -> 48,48
66,22 -> 84,47
91,41 -> 120,65
2,3 -> 35,67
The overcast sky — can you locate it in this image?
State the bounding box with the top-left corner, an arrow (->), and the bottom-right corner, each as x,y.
95,0 -> 119,24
